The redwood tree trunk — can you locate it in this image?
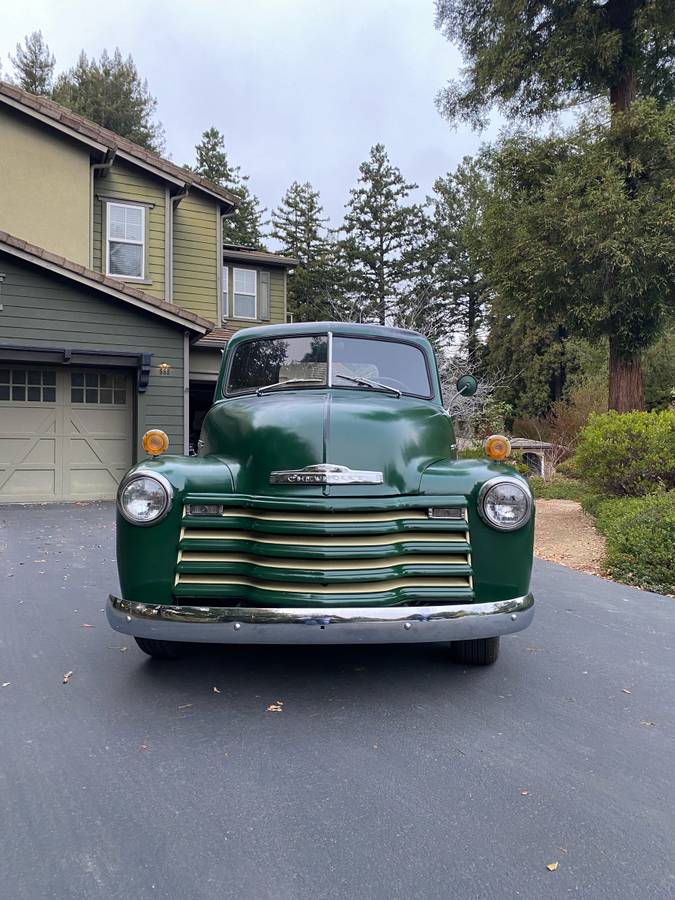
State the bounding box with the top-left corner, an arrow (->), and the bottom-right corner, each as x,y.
608,334 -> 644,412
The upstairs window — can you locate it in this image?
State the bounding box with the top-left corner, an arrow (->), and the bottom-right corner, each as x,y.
233,268 -> 257,319
106,202 -> 145,279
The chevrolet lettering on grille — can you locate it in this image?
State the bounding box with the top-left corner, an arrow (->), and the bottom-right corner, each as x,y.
269,464 -> 384,485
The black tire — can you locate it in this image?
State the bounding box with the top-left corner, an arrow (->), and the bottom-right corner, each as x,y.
134,636 -> 184,659
451,636 -> 500,666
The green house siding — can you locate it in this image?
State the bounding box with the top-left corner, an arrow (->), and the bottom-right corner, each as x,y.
222,267 -> 287,333
0,107 -> 90,265
0,256 -> 185,455
173,194 -> 219,317
92,160 -> 166,301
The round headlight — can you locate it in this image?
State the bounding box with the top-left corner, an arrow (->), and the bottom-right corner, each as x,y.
478,477 -> 532,531
118,474 -> 172,525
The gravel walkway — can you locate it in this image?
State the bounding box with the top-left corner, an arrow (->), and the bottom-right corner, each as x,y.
534,498 -> 606,576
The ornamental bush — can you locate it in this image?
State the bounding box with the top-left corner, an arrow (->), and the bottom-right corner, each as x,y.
575,410 -> 675,496
591,492 -> 675,595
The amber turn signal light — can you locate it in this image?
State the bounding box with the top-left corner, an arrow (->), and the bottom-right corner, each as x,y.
483,434 -> 511,461
142,429 -> 169,457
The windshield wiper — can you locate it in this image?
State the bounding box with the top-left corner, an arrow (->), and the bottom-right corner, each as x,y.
335,374 -> 401,398
256,378 -> 324,395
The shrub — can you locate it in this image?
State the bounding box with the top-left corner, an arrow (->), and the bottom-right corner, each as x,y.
555,456 -> 579,479
575,410 -> 675,496
592,492 -> 675,595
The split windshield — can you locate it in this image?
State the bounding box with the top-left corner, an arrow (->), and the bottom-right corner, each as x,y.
226,334 -> 432,398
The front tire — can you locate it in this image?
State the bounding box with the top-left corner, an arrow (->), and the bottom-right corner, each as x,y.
134,637 -> 184,659
451,636 -> 500,666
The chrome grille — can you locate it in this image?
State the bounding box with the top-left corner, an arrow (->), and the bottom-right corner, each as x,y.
174,504 -> 473,606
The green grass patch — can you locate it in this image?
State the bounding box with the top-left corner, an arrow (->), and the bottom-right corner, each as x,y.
528,475 -> 595,503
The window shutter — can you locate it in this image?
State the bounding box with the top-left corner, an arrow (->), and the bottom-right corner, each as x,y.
259,271 -> 271,321
222,265 -> 229,320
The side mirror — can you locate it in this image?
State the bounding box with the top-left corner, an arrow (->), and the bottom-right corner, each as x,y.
456,374 -> 478,397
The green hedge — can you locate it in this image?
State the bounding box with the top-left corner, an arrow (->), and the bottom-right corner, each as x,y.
575,410 -> 675,496
588,492 -> 675,595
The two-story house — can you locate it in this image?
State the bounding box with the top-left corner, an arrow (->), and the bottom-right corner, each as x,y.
0,82 -> 296,503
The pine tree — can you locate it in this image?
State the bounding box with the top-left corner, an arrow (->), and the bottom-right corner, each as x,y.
52,49 -> 164,152
10,31 -> 55,95
427,157 -> 491,354
341,143 -> 424,325
271,182 -> 333,320
271,182 -> 329,267
191,127 -> 266,249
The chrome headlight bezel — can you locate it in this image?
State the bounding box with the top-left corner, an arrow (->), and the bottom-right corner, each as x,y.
117,472 -> 173,526
477,476 -> 533,532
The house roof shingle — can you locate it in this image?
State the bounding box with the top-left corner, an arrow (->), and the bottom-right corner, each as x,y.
222,244 -> 298,268
0,230 -> 214,335
195,325 -> 239,347
0,81 -> 239,209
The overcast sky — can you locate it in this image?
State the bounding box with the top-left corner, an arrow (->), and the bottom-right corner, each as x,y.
2,0 -> 500,229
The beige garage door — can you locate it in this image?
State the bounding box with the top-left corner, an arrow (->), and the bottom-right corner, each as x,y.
0,366 -> 133,502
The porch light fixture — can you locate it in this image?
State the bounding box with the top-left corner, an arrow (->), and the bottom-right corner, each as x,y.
158,362 -> 171,376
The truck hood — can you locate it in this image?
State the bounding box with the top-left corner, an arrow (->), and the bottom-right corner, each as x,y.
199,389 -> 454,496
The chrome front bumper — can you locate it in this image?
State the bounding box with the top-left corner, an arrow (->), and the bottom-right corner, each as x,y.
106,593 -> 534,645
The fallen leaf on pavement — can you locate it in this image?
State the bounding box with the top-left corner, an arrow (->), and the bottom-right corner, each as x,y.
139,742 -> 149,751
520,790 -> 529,796
267,701 -> 283,712
2,682 -> 10,688
178,704 -> 193,710
622,689 -> 632,694
63,671 -> 73,684
546,862 -> 559,872
80,623 -> 94,629
213,687 -> 221,694
558,848 -> 568,854
640,720 -> 656,727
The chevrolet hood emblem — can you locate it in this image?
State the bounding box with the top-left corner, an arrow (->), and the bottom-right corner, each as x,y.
270,464 -> 384,486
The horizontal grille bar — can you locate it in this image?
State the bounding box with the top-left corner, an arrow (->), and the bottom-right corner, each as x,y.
174,574 -> 472,593
180,528 -> 469,547
179,552 -> 470,569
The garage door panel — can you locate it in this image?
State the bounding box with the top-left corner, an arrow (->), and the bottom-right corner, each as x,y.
0,367 -> 133,503
0,469 -> 57,499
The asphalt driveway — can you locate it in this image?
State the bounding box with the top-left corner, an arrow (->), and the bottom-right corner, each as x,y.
1,502 -> 674,900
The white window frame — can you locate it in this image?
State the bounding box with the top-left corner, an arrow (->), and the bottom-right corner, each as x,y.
105,202 -> 146,280
232,267 -> 257,320
222,264 -> 229,320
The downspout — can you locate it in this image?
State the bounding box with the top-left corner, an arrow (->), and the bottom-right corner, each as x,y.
220,204 -> 237,320
183,331 -> 190,455
168,184 -> 190,304
89,147 -> 117,268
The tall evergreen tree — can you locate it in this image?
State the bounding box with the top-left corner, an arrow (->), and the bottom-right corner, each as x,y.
341,143 -> 424,325
10,31 -> 55,95
435,0 -> 675,411
427,158 -> 491,354
271,181 -> 328,267
480,102 -> 674,413
191,127 -> 266,249
435,0 -> 675,125
52,49 -> 164,152
271,181 -> 332,320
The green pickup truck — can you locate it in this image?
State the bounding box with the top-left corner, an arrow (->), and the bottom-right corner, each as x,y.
107,322 -> 534,664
